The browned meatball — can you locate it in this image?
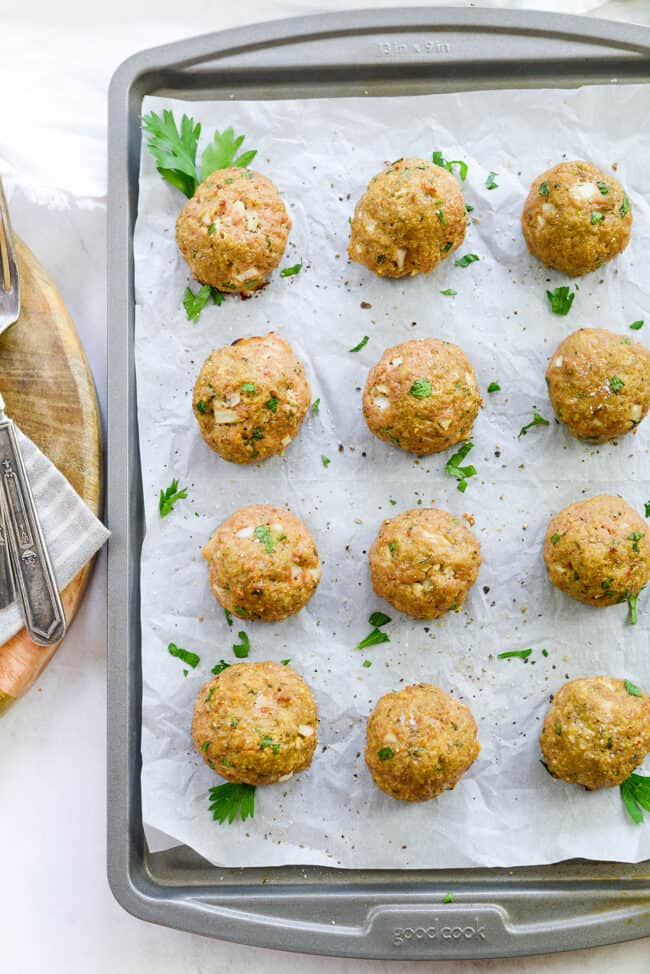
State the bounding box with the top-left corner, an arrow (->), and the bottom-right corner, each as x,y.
348,157 -> 467,278
202,504 -> 321,622
176,167 -> 290,293
369,507 -> 482,619
192,661 -> 318,785
546,328 -> 650,443
365,683 -> 480,801
544,495 -> 650,610
192,332 -> 311,464
540,676 -> 650,790
521,160 -> 631,277
362,338 -> 481,454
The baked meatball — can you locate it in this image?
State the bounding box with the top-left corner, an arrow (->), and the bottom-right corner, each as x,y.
176,167 -> 291,293
369,507 -> 482,619
365,683 -> 480,801
193,332 -> 310,464
348,157 -> 467,278
546,328 -> 650,443
363,338 -> 481,454
540,676 -> 650,790
521,160 -> 632,277
544,495 -> 650,608
202,504 -> 321,621
193,661 -> 318,785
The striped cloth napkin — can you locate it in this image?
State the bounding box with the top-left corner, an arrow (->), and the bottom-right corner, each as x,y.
0,427 -> 109,642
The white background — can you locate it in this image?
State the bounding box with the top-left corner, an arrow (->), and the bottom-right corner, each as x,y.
2,1 -> 650,972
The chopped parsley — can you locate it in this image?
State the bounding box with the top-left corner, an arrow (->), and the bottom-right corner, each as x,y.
485,171 -> 499,190
254,524 -> 277,553
378,746 -> 395,761
620,773 -> 650,825
321,455 -> 331,468
159,478 -> 188,517
445,441 -> 477,493
409,378 -> 432,399
487,382 -> 500,393
168,642 -> 200,668
265,396 -> 278,412
211,659 -> 231,675
183,284 -> 213,323
224,608 -> 233,626
518,412 -> 550,438
590,212 -> 604,225
497,649 -> 532,661
208,782 -> 255,825
311,398 -> 321,414
280,260 -> 303,278
432,151 -> 468,180
628,594 -> 639,626
196,400 -> 207,414
349,336 -> 369,352
645,502 -> 650,518
539,181 -> 549,197
356,628 -> 390,650
628,532 -> 643,553
241,382 -> 256,393
630,320 -> 644,331
440,288 -> 457,296
362,659 -> 372,668
620,196 -> 630,217
454,253 -> 480,268
280,659 -> 291,666
368,611 -> 391,628
597,181 -> 611,195
609,375 -> 625,393
625,679 -> 643,697
465,204 -> 474,213
233,631 -> 250,659
437,209 -> 447,226
550,533 -> 561,545
546,286 -> 575,316
442,892 -> 455,904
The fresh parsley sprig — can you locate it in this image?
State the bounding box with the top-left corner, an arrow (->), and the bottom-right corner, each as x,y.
201,127 -> 257,178
208,782 -> 255,825
445,441 -> 477,493
518,412 -> 550,438
620,773 -> 650,824
159,478 -> 188,517
183,284 -> 223,323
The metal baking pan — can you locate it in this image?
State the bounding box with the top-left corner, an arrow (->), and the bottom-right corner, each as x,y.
107,7 -> 650,959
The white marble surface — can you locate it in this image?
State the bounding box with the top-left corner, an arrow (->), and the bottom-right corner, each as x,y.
1,1 -> 650,971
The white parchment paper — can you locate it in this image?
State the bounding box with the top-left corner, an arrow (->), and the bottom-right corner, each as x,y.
134,84 -> 650,869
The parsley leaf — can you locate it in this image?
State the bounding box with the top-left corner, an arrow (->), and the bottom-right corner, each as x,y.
630,320 -> 644,331
445,441 -> 477,493
168,642 -> 200,668
497,649 -> 532,661
597,181 -> 611,195
321,455 -> 331,468
620,773 -> 650,825
628,532 -> 643,553
518,412 -> 550,438
208,782 -> 255,825
183,284 -> 213,323
356,628 -> 391,650
233,631 -> 250,658
590,212 -> 604,225
454,253 -> 480,268
211,659 -> 231,675
311,398 -> 321,414
142,110 -> 201,198
442,892 -> 455,904
254,524 -> 277,553
349,336 -> 369,352
201,127 -> 257,179
625,679 -> 643,697
159,478 -> 188,517
378,746 -> 395,760
620,196 -> 630,217
265,396 -> 278,412
362,659 -> 372,668
628,594 -> 639,626
485,171 -> 499,190
645,502 -> 650,518
409,378 -> 432,399
440,288 -> 457,296
432,151 -> 468,181
539,181 -> 549,197
487,382 -> 500,393
546,286 -> 575,316
224,608 -> 233,626
610,375 -> 625,393
280,260 -> 303,278
368,611 -> 391,627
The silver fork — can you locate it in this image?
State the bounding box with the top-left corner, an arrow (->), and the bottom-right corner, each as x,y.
0,176 -> 66,644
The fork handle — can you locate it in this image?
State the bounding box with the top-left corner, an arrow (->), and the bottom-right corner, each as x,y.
0,419 -> 66,645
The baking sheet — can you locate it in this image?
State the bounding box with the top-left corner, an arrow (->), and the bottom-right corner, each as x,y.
134,83 -> 650,869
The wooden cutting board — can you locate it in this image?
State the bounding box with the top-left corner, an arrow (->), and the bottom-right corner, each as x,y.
0,238 -> 102,714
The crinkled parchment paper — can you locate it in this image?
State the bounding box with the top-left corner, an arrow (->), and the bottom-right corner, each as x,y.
134,84 -> 650,868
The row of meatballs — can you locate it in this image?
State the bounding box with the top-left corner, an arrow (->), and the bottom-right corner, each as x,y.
192,663 -> 650,801
202,496 -> 649,623
177,157 -> 633,293
193,330 -> 650,463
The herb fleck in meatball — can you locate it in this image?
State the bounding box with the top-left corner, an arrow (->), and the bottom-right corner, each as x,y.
202,504 -> 321,621
521,160 -> 631,277
193,332 -> 310,464
544,494 -> 650,610
348,157 -> 467,278
540,676 -> 650,790
193,661 -> 318,785
363,338 -> 481,454
369,507 -> 482,619
365,683 -> 480,801
546,328 -> 650,443
176,167 -> 290,293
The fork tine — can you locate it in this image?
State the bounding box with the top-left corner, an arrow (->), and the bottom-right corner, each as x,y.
0,177 -> 20,331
